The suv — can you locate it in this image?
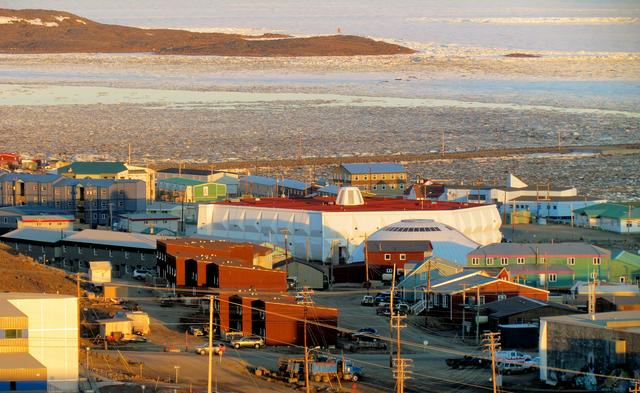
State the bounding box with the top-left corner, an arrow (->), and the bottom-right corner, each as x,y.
497,360 -> 529,375
133,268 -> 152,280
361,295 -> 374,306
231,335 -> 265,349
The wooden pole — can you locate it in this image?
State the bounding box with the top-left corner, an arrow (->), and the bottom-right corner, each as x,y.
364,233 -> 369,285
76,272 -> 81,370
304,307 -> 310,393
461,284 -> 467,340
475,285 -> 480,345
208,296 -> 213,393
389,264 -> 396,367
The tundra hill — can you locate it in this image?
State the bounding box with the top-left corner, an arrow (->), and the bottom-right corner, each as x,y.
0,243 -> 76,295
0,9 -> 414,56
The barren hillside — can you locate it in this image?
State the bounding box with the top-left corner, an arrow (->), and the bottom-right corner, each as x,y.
0,9 -> 414,56
0,243 -> 76,295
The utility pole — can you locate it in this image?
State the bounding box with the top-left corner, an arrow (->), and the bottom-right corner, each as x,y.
629,380 -> 639,393
389,264 -> 396,368
390,264 -> 411,393
364,233 -> 370,291
461,284 -> 468,341
77,273 -> 81,373
441,131 -> 445,157
207,295 -> 214,393
298,289 -> 314,393
475,285 -> 481,345
482,332 -> 501,393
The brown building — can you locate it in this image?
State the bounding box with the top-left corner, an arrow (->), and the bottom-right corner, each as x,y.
365,239 -> 433,269
157,238 -> 284,291
216,292 -> 339,346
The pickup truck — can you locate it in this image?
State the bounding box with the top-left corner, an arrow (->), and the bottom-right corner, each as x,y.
279,356 -> 363,382
343,333 -> 387,352
446,355 -> 489,369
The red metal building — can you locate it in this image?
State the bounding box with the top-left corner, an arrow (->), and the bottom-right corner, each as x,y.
216,292 -> 339,346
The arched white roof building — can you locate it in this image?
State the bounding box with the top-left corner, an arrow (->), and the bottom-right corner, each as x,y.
349,219 -> 479,265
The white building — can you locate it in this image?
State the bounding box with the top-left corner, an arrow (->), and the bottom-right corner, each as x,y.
348,219 -> 480,265
502,196 -> 606,222
440,174 -> 577,204
197,188 -> 501,262
0,293 -> 78,392
116,212 -> 180,235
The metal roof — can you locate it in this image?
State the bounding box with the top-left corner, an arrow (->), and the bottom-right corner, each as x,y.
1,228 -> 71,243
612,250 -> 640,266
430,274 -> 497,294
573,202 -> 640,219
468,242 -> 610,258
62,229 -> 158,249
243,175 -> 309,190
159,177 -> 205,186
0,172 -> 61,183
0,353 -> 46,370
158,168 -> 212,176
341,163 -> 406,174
350,219 -> 479,265
57,161 -> 127,175
541,310 -> 640,332
367,240 -> 432,253
484,296 -> 578,319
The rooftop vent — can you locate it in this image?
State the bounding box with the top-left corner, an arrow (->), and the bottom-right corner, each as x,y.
336,187 -> 364,206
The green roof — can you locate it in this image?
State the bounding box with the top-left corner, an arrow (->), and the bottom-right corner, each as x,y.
160,177 -> 205,186
612,250 -> 640,266
573,203 -> 640,219
58,161 -> 127,175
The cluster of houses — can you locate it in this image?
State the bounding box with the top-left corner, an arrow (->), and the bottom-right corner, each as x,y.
0,158 -> 639,391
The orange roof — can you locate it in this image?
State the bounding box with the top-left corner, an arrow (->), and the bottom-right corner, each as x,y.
211,197 -> 480,212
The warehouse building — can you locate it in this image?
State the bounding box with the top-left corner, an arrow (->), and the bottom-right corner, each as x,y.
238,175 -> 311,198
1,228 -> 70,263
216,292 -> 338,347
157,238 -> 282,290
197,187 -> 501,263
0,293 -> 78,392
539,311 -> 640,387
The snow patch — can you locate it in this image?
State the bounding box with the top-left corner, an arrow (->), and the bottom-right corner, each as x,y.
0,16 -> 59,27
54,16 -> 69,22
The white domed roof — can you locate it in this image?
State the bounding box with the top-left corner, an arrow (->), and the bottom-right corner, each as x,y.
350,219 -> 479,265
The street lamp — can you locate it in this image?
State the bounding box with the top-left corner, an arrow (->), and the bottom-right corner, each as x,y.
86,347 -> 90,370
280,228 -> 290,277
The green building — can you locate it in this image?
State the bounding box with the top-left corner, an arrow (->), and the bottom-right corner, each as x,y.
467,243 -> 611,290
193,182 -> 227,202
610,250 -> 640,284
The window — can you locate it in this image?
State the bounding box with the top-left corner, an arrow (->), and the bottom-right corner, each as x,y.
372,175 -> 377,180
500,258 -> 508,266
548,273 -> 558,283
471,257 -> 479,266
354,176 -> 359,181
497,294 -> 507,301
384,254 -> 391,261
372,185 -> 377,190
108,249 -> 112,257
140,253 -> 145,261
3,329 -> 24,339
62,245 -> 67,252
399,184 -> 404,189
540,257 -> 546,264
124,251 -> 129,259
442,295 -> 448,308
479,296 -> 485,305
567,257 -> 575,265
516,257 -> 525,265
486,258 -> 494,265
78,246 -> 82,254
27,244 -> 32,252
593,257 -> 601,265
399,254 -> 406,261
381,175 -> 386,180
619,276 -> 626,283
381,185 -> 386,190
591,271 -> 598,280
93,248 -> 98,256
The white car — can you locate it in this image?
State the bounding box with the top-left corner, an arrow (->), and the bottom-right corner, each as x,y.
195,342 -> 225,355
495,350 -> 531,362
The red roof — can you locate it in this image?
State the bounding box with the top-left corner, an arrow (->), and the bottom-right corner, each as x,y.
211,197 -> 481,212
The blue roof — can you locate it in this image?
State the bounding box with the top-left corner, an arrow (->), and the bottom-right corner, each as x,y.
341,163 -> 406,174
318,185 -> 339,195
244,175 -> 309,190
57,161 -> 127,175
0,173 -> 61,183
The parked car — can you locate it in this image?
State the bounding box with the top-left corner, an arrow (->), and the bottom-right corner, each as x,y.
195,342 -> 225,355
446,355 -> 488,369
231,335 -> 265,349
132,268 -> 150,280
524,357 -> 540,371
361,295 -> 374,306
357,327 -> 377,335
497,360 -> 530,375
222,331 -> 244,342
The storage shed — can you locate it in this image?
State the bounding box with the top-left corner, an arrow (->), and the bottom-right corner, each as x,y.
89,261 -> 112,285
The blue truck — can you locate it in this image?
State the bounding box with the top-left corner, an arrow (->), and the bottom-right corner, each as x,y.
279,356 -> 364,383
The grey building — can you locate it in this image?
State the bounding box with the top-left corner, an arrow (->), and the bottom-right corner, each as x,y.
0,173 -> 146,227
238,175 -> 311,198
0,209 -> 20,235
60,229 -> 159,276
0,228 -> 69,263
540,311 -> 640,387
